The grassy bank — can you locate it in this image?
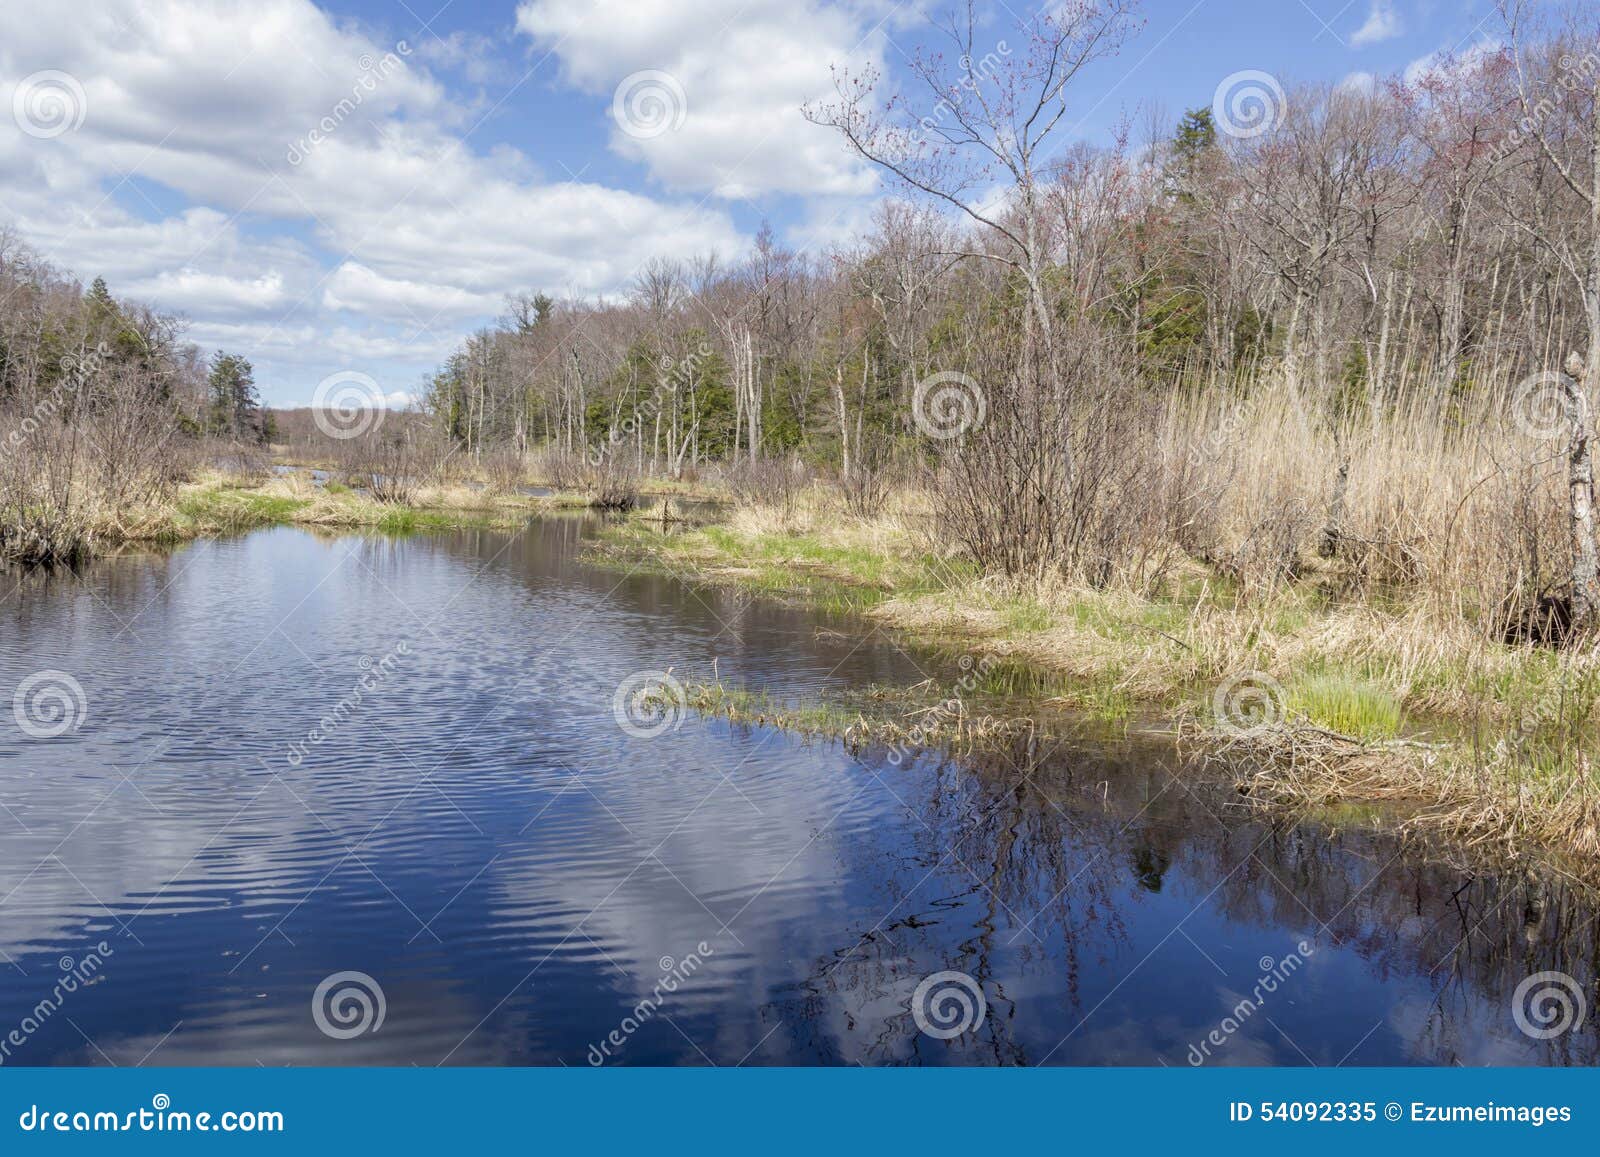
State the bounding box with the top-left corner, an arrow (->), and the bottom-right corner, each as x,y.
83,468 -> 588,547
592,489 -> 1600,874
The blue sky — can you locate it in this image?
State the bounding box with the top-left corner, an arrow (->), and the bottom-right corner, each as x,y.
0,0 -> 1506,406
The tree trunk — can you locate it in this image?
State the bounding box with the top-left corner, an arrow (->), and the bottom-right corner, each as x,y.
1565,350 -> 1599,634
834,363 -> 849,480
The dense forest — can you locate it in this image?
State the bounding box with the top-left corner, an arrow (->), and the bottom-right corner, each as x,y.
426,16 -> 1599,470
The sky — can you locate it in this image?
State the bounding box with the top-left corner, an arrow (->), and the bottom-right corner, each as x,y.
0,0 -> 1510,407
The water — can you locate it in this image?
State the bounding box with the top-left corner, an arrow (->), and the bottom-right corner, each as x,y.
0,520 -> 1594,1066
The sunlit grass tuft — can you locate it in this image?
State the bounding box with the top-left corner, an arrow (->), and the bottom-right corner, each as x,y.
1286,673 -> 1403,740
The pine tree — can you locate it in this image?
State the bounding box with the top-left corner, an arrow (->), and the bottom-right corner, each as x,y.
207,351 -> 262,441
1167,107 -> 1217,201
86,277 -> 116,320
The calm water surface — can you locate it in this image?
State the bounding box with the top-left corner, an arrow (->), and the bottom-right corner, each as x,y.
0,519 -> 1595,1066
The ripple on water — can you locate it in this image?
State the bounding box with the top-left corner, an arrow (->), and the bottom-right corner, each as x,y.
0,522 -> 1593,1067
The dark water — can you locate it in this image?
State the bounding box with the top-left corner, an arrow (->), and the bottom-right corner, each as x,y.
0,520 -> 1595,1067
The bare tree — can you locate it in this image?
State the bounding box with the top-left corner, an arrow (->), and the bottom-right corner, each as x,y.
804,0 -> 1139,392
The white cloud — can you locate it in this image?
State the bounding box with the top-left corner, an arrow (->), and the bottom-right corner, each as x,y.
515,0 -> 881,199
411,30 -> 517,88
1350,0 -> 1402,48
0,0 -> 750,404
129,268 -> 290,316
183,319 -> 317,347
325,326 -> 457,365
323,262 -> 503,326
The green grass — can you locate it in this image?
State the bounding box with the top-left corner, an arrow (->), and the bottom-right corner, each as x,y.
674,684 -> 867,735
174,485 -> 310,529
162,478 -> 538,542
659,678 -> 1041,756
1002,598 -> 1054,633
592,519 -> 946,615
1286,672 -> 1403,740
1059,679 -> 1137,722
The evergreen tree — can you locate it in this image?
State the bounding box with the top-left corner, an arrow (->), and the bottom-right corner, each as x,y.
207,351 -> 262,441
1166,107 -> 1218,201
86,277 -> 117,321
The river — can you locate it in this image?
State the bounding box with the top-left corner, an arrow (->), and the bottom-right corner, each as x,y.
0,518 -> 1594,1065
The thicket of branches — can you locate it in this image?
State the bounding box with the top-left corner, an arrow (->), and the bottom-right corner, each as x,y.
0,230 -> 216,563
419,1 -> 1600,632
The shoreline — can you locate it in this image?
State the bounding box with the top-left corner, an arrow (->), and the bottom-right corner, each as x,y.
35,467 -> 1600,877
585,496 -> 1600,878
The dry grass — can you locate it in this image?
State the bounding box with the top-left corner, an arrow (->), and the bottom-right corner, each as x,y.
590,371 -> 1600,867
88,469 -> 575,545
1202,721 -> 1600,876
1155,371 -> 1568,626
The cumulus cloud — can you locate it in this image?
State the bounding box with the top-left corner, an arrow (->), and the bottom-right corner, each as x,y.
1351,0 -> 1402,48
323,262 -> 504,327
129,268 -> 290,316
516,0 -> 881,199
0,0 -> 750,403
